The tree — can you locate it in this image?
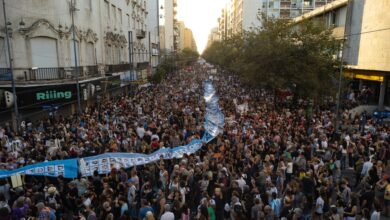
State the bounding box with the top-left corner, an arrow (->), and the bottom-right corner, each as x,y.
177,48 -> 199,67
202,18 -> 340,100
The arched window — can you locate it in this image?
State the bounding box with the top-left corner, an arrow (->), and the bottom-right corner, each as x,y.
30,37 -> 58,67
86,42 -> 95,65
69,40 -> 80,66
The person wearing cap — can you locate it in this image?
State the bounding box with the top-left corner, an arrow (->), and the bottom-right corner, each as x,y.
329,205 -> 341,220
100,201 -> 114,220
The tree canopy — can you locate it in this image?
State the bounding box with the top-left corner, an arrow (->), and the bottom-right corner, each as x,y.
202,18 -> 340,99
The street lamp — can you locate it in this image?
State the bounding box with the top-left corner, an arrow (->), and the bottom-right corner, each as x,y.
335,38 -> 347,133
2,0 -> 19,132
70,0 -> 82,115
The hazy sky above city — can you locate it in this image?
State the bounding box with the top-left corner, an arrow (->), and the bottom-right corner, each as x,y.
176,0 -> 227,53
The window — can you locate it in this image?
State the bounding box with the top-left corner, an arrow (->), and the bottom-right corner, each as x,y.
104,1 -> 110,20
0,37 -> 8,67
126,14 -> 130,27
69,40 -> 80,66
331,11 -> 337,26
86,42 -> 95,65
87,0 -> 92,11
112,4 -> 116,26
30,37 -> 58,67
118,8 -> 122,25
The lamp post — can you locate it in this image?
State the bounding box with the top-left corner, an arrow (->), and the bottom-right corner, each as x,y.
2,0 -> 19,132
70,0 -> 82,115
335,38 -> 346,133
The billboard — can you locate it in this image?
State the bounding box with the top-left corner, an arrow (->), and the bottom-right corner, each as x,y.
0,79 -> 103,110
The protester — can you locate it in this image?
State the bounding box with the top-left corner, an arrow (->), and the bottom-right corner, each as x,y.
0,64 -> 388,220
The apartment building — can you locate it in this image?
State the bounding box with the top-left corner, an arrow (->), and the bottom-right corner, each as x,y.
160,0 -> 178,53
0,0 -> 159,120
218,0 -> 336,38
184,28 -> 197,52
293,0 -> 390,109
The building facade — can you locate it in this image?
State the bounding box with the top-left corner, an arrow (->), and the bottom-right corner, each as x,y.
159,0 -> 177,53
0,0 -> 160,121
206,28 -> 220,49
175,21 -> 197,52
293,0 -> 390,109
184,28 -> 197,52
218,0 -> 336,38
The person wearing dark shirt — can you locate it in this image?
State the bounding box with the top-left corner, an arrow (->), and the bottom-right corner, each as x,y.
213,188 -> 225,220
360,184 -> 374,211
301,172 -> 316,197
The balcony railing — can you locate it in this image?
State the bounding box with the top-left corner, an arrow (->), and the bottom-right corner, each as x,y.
84,65 -> 99,77
106,63 -> 132,74
0,68 -> 12,81
0,66 -> 103,81
136,29 -> 146,39
28,67 -> 67,80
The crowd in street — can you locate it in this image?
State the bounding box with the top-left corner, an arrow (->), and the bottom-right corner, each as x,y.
0,64 -> 389,220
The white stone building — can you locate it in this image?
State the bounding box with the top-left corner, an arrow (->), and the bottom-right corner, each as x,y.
0,0 -> 159,81
0,0 -> 160,121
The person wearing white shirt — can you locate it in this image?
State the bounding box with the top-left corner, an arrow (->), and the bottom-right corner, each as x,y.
236,175 -> 246,192
361,158 -> 373,177
161,204 -> 175,220
136,125 -> 145,139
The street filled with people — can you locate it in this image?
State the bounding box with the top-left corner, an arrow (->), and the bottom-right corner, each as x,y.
0,64 -> 389,220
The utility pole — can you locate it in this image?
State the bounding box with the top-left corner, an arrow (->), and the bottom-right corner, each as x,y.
70,0 -> 82,115
335,0 -> 351,133
335,40 -> 345,133
2,0 -> 19,132
157,0 -> 160,66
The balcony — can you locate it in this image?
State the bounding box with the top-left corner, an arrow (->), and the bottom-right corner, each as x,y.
136,62 -> 149,69
0,69 -> 12,81
136,29 -> 146,39
28,67 -> 68,80
84,66 -> 100,77
106,63 -> 132,74
0,66 -> 102,82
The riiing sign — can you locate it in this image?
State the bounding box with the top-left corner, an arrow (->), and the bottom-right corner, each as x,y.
36,90 -> 72,101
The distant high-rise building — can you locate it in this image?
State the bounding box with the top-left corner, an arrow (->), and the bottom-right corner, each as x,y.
184,28 -> 197,52
176,21 -> 186,51
218,0 -> 336,38
175,21 -> 197,52
206,28 -> 220,48
160,0 -> 178,53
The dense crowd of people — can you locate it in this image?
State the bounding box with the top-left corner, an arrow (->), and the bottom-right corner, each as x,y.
0,65 -> 389,220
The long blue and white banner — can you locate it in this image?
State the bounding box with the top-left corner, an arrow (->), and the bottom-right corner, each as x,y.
79,80 -> 224,176
0,80 -> 224,178
79,139 -> 204,176
0,159 -> 79,179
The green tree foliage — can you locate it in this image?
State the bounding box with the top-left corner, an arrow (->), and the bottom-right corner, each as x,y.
202,18 -> 340,99
177,48 -> 200,67
151,58 -> 175,83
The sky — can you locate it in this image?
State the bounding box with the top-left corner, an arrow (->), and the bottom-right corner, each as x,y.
176,0 -> 227,54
